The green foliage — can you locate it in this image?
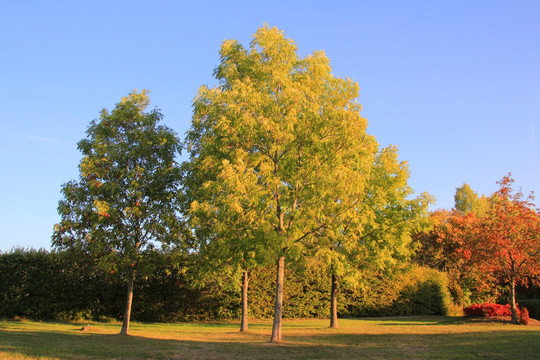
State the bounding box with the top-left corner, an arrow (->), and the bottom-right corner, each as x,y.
1,250 -> 457,322
247,262 -> 331,319
0,248 -> 124,321
343,266 -> 454,317
53,90 -> 184,271
183,25 -> 383,275
0,248 -> 57,319
184,25 -> 432,340
52,90 -> 186,333
454,183 -> 488,216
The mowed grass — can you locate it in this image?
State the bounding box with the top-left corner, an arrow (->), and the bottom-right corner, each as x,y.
1,316 -> 539,359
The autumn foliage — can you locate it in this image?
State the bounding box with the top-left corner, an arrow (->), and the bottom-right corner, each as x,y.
414,175 -> 540,323
520,307 -> 530,325
472,175 -> 540,323
463,303 -> 518,317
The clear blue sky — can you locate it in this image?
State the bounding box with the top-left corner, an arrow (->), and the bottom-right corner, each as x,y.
1,1 -> 538,251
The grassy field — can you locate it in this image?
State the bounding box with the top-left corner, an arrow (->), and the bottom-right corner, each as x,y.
1,316 -> 539,359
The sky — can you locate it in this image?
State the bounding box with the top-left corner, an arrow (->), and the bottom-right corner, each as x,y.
1,1 -> 538,252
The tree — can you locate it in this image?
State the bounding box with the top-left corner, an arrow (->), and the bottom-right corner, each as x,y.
183,25 -> 426,342
316,145 -> 431,328
182,83 -> 273,333
413,209 -> 496,305
185,169 -> 270,332
416,176 -> 540,312
52,90 -> 184,335
454,183 -> 488,216
474,175 -> 540,323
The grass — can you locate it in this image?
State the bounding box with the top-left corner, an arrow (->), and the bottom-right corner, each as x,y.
1,316 -> 539,359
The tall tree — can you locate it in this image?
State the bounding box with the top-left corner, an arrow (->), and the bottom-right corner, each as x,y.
52,90 -> 184,335
474,175 -> 540,323
183,25 -> 427,342
316,145 -> 431,328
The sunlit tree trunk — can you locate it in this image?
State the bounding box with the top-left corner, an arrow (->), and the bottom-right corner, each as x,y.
270,256 -> 285,343
120,266 -> 135,335
509,261 -> 518,324
330,273 -> 339,328
240,270 -> 249,332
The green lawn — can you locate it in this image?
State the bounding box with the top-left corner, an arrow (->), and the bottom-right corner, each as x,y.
1,317 -> 539,359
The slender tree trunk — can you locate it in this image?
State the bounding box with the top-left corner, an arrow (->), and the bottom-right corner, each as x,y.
120,265 -> 135,335
270,256 -> 285,343
330,273 -> 339,328
510,275 -> 518,324
240,270 -> 249,332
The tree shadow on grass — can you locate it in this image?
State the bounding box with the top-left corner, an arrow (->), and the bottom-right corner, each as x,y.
1,326 -> 539,360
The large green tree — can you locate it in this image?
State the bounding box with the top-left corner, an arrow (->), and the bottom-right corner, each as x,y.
52,90 -> 184,335
183,26 -> 427,342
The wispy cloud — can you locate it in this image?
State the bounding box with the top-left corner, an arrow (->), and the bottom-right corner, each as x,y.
19,132 -> 69,145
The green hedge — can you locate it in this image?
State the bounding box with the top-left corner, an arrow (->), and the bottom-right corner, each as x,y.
0,250 -> 455,322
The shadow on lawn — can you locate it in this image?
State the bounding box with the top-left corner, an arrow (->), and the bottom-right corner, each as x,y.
1,326 -> 539,360
361,315 -> 472,326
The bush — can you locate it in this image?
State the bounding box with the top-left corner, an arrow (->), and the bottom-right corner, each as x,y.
517,299 -> 540,320
343,266 -> 455,317
463,303 -> 520,318
520,307 -> 530,325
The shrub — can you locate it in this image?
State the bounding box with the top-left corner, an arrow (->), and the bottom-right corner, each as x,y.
463,303 -> 521,318
517,299 -> 540,320
343,266 -> 456,317
520,307 -> 530,325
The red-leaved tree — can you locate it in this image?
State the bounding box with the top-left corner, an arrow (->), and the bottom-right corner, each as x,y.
473,175 -> 540,323
413,210 -> 497,305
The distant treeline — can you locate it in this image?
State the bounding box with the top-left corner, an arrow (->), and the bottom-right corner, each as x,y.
1,248 -> 456,322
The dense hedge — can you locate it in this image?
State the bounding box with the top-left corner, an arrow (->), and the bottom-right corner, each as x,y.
1,249 -> 455,322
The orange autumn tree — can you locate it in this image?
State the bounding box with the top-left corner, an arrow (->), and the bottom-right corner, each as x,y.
472,175 -> 540,323
413,209 -> 496,305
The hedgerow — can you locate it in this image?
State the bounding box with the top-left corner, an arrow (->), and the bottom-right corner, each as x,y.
0,250 -> 457,322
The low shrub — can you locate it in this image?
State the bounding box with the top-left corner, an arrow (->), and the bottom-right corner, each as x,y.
463,303 -> 520,318
520,307 -> 530,325
517,299 -> 540,320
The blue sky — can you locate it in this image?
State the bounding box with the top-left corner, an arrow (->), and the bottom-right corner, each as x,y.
1,1 -> 538,251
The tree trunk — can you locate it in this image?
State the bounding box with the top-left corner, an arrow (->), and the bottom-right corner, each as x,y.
330,273 -> 339,328
240,270 -> 249,332
270,256 -> 285,343
120,265 -> 135,335
510,275 -> 518,324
